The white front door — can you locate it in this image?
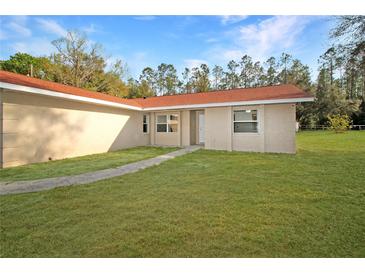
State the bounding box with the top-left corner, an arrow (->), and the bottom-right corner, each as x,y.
198,113 -> 205,144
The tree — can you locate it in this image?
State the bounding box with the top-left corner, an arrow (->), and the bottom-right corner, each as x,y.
352,100 -> 365,125
284,58 -> 315,127
139,67 -> 157,96
278,53 -> 292,84
137,80 -> 155,98
126,78 -> 139,98
181,67 -> 193,93
263,57 -> 278,85
126,78 -> 154,99
319,47 -> 338,86
109,59 -> 128,81
287,59 -> 312,89
225,60 -> 240,89
327,114 -> 351,133
331,16 -> 365,100
93,60 -> 129,97
212,65 -> 225,90
165,65 -> 179,95
191,64 -> 210,92
252,61 -> 264,87
156,63 -> 179,95
51,30 -> 106,88
0,52 -> 54,79
238,55 -> 253,88
314,68 -> 360,125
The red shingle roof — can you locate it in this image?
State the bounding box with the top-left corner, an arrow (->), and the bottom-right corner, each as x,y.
0,70 -> 313,109
0,70 -> 140,108
132,84 -> 312,108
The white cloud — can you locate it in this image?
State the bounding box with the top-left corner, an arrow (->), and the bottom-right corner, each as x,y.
12,42 -> 27,53
205,37 -> 219,43
133,16 -> 156,21
6,22 -> 32,37
183,59 -> 208,69
82,24 -> 98,34
236,16 -> 311,60
0,29 -> 8,40
2,16 -> 31,38
220,15 -> 248,25
9,16 -> 28,26
36,18 -> 67,37
164,32 -> 180,39
127,51 -> 154,78
12,38 -> 55,56
206,16 -> 313,64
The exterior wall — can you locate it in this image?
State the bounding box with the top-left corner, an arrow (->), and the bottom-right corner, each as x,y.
205,107 -> 232,150
195,110 -> 205,145
190,111 -> 196,145
153,111 -> 181,147
150,112 -> 156,145
264,104 -> 296,153
1,89 -> 149,168
232,105 -> 265,152
0,87 -> 298,168
204,103 -> 296,154
181,110 -> 190,146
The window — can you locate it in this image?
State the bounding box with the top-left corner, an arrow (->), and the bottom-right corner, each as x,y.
143,114 -> 149,133
156,114 -> 179,133
156,115 -> 167,132
168,114 -> 178,132
233,110 -> 258,133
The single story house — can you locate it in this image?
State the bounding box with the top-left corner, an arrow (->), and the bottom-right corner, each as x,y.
0,70 -> 314,168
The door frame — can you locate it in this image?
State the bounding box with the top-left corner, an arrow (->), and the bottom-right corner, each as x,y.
197,111 -> 205,144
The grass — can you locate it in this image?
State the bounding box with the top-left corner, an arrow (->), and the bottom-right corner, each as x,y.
0,146 -> 178,182
0,131 -> 364,257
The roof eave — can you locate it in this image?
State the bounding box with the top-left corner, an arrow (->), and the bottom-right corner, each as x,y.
0,81 -> 314,112
0,81 -> 142,111
142,97 -> 315,111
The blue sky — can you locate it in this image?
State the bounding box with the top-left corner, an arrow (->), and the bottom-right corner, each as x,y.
0,15 -> 334,79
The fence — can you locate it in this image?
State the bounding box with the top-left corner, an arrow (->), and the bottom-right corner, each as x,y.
352,125 -> 365,130
299,125 -> 328,131
299,125 -> 365,131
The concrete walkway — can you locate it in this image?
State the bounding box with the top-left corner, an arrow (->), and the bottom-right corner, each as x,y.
0,146 -> 201,196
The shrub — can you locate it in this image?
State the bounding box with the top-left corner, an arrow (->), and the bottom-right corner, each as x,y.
327,114 -> 351,133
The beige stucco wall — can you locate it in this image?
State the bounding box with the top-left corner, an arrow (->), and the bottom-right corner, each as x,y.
0,86 -> 298,169
181,110 -> 190,147
149,110 -> 200,147
152,111 -> 181,147
1,89 -> 149,168
205,107 -> 232,151
204,103 -> 296,154
232,105 -> 265,152
264,104 -> 296,153
190,111 -> 197,145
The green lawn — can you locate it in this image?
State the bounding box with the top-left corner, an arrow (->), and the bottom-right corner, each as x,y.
1,131 -> 364,257
0,146 -> 177,182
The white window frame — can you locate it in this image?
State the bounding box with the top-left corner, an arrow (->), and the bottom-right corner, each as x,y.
233,109 -> 259,134
143,114 -> 149,134
156,114 -> 179,133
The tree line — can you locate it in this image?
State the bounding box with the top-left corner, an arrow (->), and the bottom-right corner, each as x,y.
1,16 -> 364,126
125,53 -> 311,99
